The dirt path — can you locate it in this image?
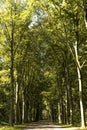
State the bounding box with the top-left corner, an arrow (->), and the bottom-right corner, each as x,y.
22,121 -> 80,130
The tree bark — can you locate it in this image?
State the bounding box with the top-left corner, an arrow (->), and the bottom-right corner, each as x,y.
9,2 -> 16,126
9,30 -> 14,126
83,0 -> 87,28
74,41 -> 85,128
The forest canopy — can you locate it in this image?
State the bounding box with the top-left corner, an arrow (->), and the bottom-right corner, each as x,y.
0,0 -> 87,128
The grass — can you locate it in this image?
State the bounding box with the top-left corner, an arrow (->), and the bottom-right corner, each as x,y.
60,125 -> 87,129
0,126 -> 21,130
54,122 -> 87,130
0,124 -> 26,130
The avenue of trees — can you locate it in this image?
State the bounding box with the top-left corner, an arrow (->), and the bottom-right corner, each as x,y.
0,0 -> 87,128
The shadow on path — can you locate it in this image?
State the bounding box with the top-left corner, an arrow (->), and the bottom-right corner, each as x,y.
23,121 -> 80,130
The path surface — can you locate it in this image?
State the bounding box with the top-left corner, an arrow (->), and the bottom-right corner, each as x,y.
23,121 -> 80,130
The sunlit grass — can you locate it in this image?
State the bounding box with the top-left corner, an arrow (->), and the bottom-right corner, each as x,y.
0,124 -> 26,130
0,126 -> 21,130
54,122 -> 87,130
0,122 -> 32,130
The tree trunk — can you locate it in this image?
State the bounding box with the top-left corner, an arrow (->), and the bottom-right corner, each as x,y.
9,36 -> 14,126
15,81 -> 21,124
22,90 -> 25,123
58,102 -> 62,124
83,0 -> 87,28
9,15 -> 15,125
77,67 -> 85,128
69,81 -> 73,124
24,102 -> 29,123
63,51 -> 70,124
15,82 -> 18,124
74,41 -> 85,128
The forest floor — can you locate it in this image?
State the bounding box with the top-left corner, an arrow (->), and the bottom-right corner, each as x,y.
22,120 -> 86,130
0,121 -> 87,130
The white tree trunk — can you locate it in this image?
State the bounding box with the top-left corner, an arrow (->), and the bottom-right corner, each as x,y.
77,66 -> 85,128
58,103 -> 61,124
74,41 -> 85,128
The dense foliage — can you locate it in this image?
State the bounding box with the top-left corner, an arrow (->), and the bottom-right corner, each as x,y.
0,0 -> 87,128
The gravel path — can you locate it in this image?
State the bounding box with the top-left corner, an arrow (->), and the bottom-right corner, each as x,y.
22,121 -> 80,130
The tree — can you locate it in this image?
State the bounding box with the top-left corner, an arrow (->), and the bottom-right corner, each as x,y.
0,0 -> 87,127
0,0 -> 35,125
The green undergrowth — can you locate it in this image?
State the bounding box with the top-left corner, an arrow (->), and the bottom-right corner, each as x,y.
0,124 -> 26,130
0,127 -> 21,130
54,122 -> 87,129
0,122 -> 35,130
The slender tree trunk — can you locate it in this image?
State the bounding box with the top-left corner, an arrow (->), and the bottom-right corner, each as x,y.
58,102 -> 62,124
9,33 -> 14,126
9,2 -> 16,126
77,67 -> 85,128
63,52 -> 70,124
69,82 -> 73,124
56,74 -> 62,124
83,0 -> 87,28
15,82 -> 18,124
22,90 -> 25,123
65,66 -> 70,124
24,103 -> 29,123
15,81 -> 21,124
74,41 -> 85,128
